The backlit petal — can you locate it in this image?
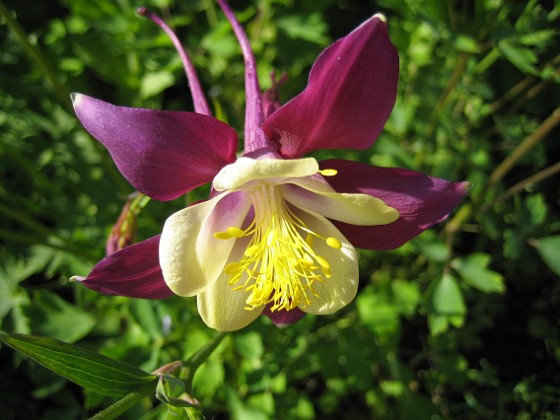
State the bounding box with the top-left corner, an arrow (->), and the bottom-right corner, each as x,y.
71,235 -> 172,299
197,238 -> 264,331
320,159 -> 469,250
282,180 -> 399,226
213,157 -> 319,191
159,192 -> 251,296
263,15 -> 398,157
294,210 -> 359,315
72,94 -> 238,201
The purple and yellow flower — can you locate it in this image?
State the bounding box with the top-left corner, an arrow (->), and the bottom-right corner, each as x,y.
71,1 -> 467,331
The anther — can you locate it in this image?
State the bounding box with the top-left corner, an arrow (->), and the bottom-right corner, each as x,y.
213,231 -> 231,240
319,168 -> 338,176
226,226 -> 245,238
326,237 -> 342,249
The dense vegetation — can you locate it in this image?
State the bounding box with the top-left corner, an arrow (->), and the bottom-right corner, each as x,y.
1,0 -> 559,418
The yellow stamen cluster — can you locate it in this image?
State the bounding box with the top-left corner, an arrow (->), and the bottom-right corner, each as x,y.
213,184 -> 342,312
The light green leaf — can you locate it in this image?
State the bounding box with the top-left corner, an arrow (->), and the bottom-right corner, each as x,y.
432,273 -> 466,317
498,41 -> 539,75
452,253 -> 505,293
357,289 -> 399,337
155,374 -> 198,408
451,34 -> 480,53
140,71 -> 176,99
391,279 -> 420,317
428,313 -> 449,335
533,235 -> 560,276
276,13 -> 328,44
0,332 -> 157,397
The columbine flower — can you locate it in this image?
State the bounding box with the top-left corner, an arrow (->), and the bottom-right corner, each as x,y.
71,1 -> 467,331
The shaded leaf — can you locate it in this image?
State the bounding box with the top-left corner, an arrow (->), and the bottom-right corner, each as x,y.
26,291 -> 96,343
0,332 -> 157,397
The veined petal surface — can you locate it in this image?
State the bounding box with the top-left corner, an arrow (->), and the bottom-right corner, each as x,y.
159,192 -> 251,297
294,209 -> 359,315
320,159 -> 469,250
213,157 -> 319,191
71,235 -> 172,299
197,238 -> 264,331
262,15 -> 398,157
282,181 -> 399,226
72,94 -> 238,201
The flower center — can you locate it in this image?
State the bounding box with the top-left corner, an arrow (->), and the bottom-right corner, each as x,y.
213,184 -> 342,312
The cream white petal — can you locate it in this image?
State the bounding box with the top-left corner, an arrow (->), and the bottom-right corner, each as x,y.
197,238 -> 264,331
213,157 -> 319,191
282,181 -> 399,226
196,191 -> 253,288
294,209 -> 359,315
159,192 -> 250,297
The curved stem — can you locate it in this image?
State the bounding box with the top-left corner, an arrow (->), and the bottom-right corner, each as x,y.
89,385 -> 155,420
138,7 -> 211,116
489,106 -> 560,185
182,332 -> 227,393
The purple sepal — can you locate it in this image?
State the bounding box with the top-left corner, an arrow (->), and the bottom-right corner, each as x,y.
72,94 -> 238,201
321,159 -> 469,250
74,235 -> 173,299
263,15 -> 398,158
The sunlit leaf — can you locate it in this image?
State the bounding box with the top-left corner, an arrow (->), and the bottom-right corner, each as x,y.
532,235 -> 560,277
498,41 -> 539,75
452,253 -> 505,293
433,273 -> 466,315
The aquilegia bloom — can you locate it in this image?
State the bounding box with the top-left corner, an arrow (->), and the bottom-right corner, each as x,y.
71,1 -> 467,331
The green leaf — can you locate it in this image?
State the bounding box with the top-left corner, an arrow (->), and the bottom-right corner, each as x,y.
428,313 -> 449,335
155,374 -> 198,408
533,235 -> 560,276
0,332 -> 157,397
357,289 -> 399,337
26,291 -> 96,343
498,41 -> 539,75
391,279 -> 420,317
452,253 -> 505,293
140,71 -> 176,99
432,273 -> 466,317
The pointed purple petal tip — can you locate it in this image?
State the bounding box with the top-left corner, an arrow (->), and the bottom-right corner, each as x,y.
72,94 -> 238,201
72,235 -> 173,299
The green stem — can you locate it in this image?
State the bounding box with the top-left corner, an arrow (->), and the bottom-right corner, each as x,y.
182,332 -> 227,393
425,53 -> 468,139
0,0 -> 70,111
89,386 -> 155,420
489,106 -> 560,186
494,161 -> 560,204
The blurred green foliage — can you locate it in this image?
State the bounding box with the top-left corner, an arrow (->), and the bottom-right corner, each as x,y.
1,0 -> 559,418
